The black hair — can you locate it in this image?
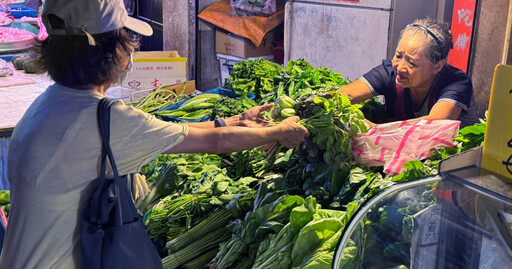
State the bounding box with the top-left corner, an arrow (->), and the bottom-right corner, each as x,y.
400,18 -> 453,63
31,28 -> 139,87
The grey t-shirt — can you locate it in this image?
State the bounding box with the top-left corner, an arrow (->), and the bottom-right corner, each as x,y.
0,83 -> 188,268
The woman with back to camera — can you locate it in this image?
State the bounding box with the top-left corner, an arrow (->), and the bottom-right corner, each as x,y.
338,18 -> 478,128
0,0 -> 308,267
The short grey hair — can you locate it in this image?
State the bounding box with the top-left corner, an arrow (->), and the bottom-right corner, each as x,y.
400,18 -> 453,63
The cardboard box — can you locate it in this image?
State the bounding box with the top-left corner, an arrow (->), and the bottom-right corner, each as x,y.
160,80 -> 196,96
123,51 -> 187,90
107,81 -> 196,104
215,30 -> 274,58
130,80 -> 196,103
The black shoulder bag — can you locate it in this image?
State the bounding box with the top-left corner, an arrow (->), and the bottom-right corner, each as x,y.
80,98 -> 162,269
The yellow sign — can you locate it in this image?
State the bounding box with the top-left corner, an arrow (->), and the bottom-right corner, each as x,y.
482,64 -> 512,180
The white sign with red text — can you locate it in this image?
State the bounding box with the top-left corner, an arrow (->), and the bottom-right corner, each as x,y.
123,51 -> 187,90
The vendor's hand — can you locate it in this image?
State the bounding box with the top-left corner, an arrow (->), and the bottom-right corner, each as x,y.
275,116 -> 309,149
227,104 -> 274,127
364,118 -> 377,128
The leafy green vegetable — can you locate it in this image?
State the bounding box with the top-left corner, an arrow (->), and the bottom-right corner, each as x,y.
454,121 -> 486,151
291,218 -> 342,267
209,193 -> 304,269
0,190 -> 10,215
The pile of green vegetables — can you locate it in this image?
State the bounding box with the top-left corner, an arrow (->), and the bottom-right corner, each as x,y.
129,85 -> 190,114
129,83 -> 257,122
155,94 -> 258,122
136,58 -> 487,269
155,93 -> 224,121
225,58 -> 348,105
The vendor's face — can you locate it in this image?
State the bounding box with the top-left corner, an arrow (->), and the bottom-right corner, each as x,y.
392,34 -> 444,91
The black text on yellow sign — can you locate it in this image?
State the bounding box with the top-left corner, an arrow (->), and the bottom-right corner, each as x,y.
482,64 -> 512,180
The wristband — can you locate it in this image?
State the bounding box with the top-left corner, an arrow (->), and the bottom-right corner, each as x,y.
214,118 -> 227,128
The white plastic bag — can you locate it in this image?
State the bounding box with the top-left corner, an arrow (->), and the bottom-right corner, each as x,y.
352,119 -> 461,175
230,0 -> 276,17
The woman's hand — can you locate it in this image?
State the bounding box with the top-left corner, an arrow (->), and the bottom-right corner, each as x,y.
226,104 -> 275,127
364,118 -> 377,128
274,116 -> 309,148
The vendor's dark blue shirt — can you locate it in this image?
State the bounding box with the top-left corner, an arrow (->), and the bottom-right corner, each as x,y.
361,59 -> 478,127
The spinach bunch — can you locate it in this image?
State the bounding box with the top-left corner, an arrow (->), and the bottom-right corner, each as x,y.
223,58 -> 283,98
210,96 -> 257,120
225,58 -> 349,105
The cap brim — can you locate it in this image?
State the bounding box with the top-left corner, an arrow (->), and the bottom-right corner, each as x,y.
125,16 -> 153,36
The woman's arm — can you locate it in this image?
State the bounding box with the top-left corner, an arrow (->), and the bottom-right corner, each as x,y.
420,101 -> 462,121
165,116 -> 309,154
338,79 -> 374,104
184,121 -> 215,129
338,79 -> 377,128
184,104 -> 275,129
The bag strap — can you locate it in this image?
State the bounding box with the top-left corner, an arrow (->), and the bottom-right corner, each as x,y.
96,98 -> 128,226
97,98 -> 121,180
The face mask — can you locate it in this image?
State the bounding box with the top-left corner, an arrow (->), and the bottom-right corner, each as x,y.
112,53 -> 133,87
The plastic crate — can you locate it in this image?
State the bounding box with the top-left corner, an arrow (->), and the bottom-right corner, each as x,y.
8,7 -> 36,18
156,88 -> 255,122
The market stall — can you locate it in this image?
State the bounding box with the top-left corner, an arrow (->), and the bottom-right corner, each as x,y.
121,57 -> 504,268
0,36 -> 506,269
1,0 -> 511,268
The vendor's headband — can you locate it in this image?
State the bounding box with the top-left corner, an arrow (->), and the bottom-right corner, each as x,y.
407,23 -> 453,59
407,24 -> 442,48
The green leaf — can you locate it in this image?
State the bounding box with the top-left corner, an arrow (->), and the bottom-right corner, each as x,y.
313,96 -> 325,104
289,196 -> 319,233
291,218 -> 343,267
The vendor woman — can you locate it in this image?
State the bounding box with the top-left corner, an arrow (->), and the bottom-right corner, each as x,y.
338,18 -> 478,128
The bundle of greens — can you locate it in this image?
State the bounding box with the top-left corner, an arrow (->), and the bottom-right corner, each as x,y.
161,208 -> 238,269
162,226 -> 230,269
128,85 -> 190,114
264,90 -> 371,208
224,58 -> 349,105
139,153 -> 257,244
137,153 -> 224,212
208,184 -> 305,269
155,93 -> 223,121
252,196 -> 348,269
210,95 -> 257,120
453,117 -> 487,151
223,58 -> 283,99
144,173 -> 257,242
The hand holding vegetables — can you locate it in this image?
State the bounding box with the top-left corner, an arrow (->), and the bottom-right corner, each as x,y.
275,116 -> 309,149
271,95 -> 297,122
226,103 -> 275,127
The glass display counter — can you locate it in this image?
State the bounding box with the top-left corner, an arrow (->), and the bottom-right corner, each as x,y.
332,165 -> 512,269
